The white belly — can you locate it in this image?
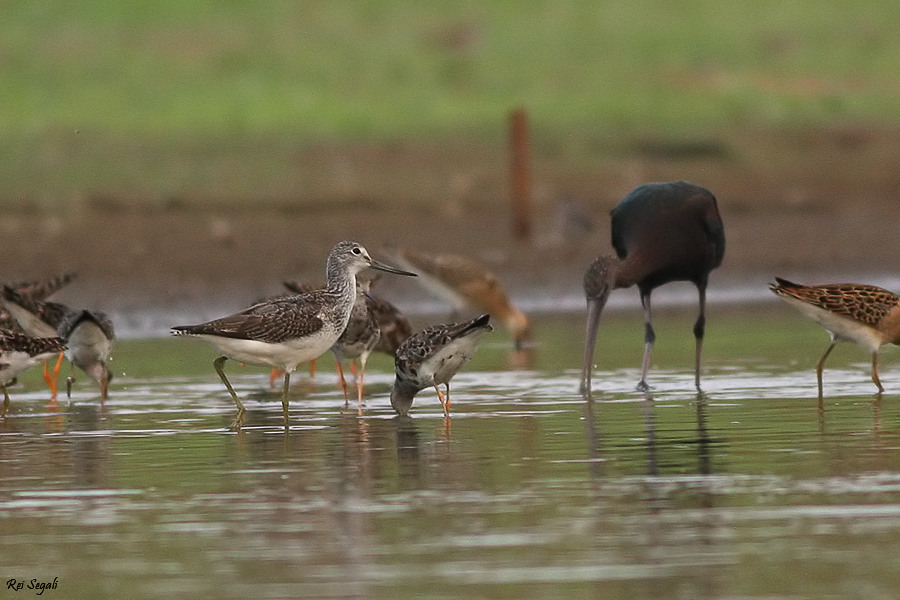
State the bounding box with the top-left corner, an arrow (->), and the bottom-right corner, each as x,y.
195,329 -> 339,371
782,296 -> 884,352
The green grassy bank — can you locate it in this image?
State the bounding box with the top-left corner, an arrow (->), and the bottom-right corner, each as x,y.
2,1 -> 899,205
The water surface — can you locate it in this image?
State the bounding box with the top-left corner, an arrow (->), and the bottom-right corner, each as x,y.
1,308 -> 899,599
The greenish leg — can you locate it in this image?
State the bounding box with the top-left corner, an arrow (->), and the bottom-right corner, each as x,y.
213,356 -> 245,430
281,371 -> 291,427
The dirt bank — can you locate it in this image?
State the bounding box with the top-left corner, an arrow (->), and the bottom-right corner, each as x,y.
3,125 -> 898,324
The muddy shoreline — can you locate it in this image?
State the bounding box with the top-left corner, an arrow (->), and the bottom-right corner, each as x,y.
3,126 -> 898,334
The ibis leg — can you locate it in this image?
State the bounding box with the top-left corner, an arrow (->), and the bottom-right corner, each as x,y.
638,292 -> 656,391
693,285 -> 708,390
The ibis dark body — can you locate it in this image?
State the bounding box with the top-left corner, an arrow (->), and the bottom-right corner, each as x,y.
581,181 -> 725,394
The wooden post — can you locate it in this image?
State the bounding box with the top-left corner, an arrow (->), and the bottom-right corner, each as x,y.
509,108 -> 532,241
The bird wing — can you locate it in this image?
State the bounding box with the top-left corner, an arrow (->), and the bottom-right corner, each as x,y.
9,273 -> 77,301
57,309 -> 116,341
772,278 -> 899,327
396,316 -> 490,369
175,295 -> 326,343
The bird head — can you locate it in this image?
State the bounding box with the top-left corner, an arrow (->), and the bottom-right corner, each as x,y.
389,378 -> 419,417
504,309 -> 532,351
331,241 -> 418,279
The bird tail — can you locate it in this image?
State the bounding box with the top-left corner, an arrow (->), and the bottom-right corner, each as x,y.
769,276 -> 803,293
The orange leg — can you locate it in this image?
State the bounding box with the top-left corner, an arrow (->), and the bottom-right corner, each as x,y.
42,352 -> 64,399
268,368 -> 282,390
433,384 -> 451,417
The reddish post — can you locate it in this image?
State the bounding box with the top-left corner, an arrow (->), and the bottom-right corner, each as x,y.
509,108 -> 532,241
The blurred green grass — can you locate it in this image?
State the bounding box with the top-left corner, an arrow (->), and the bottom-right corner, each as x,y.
2,0 -> 899,204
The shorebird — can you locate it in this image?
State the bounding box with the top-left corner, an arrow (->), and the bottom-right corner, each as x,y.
0,286 -> 71,397
282,277 -> 412,406
57,309 -> 116,399
580,181 -> 725,395
0,280 -> 114,399
367,283 -> 413,356
390,314 -> 493,417
286,277 -> 412,356
4,273 -> 76,303
387,248 -> 530,350
330,279 -> 380,412
0,329 -> 67,417
171,241 -> 416,430
0,273 -> 76,384
770,277 -> 900,395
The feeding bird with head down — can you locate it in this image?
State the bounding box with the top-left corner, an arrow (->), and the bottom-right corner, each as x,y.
390,313 -> 493,417
0,329 -> 67,417
387,248 -> 530,350
580,181 -> 725,395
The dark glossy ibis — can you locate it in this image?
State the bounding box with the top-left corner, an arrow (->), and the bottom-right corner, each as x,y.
580,181 -> 725,395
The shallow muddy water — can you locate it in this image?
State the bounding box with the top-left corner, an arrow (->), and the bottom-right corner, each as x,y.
1,308 -> 899,599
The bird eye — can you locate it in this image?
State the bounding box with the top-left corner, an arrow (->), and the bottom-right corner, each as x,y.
351,247 -> 361,255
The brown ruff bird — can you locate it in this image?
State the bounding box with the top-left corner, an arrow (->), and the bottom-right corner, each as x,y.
388,248 -> 530,350
770,277 -> 900,395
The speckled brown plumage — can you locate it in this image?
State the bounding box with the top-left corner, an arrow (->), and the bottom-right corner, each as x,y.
1,286 -> 70,336
770,277 -> 900,394
390,314 -> 493,417
770,278 -> 900,331
284,278 -> 411,356
174,294 -> 328,344
6,273 -> 77,302
0,329 -> 67,416
0,273 -> 75,335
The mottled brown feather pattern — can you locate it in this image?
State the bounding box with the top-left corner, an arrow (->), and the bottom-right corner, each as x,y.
396,317 -> 485,379
175,293 -> 328,343
369,293 -> 412,354
284,278 -> 411,355
0,329 -> 67,356
771,278 -> 899,329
